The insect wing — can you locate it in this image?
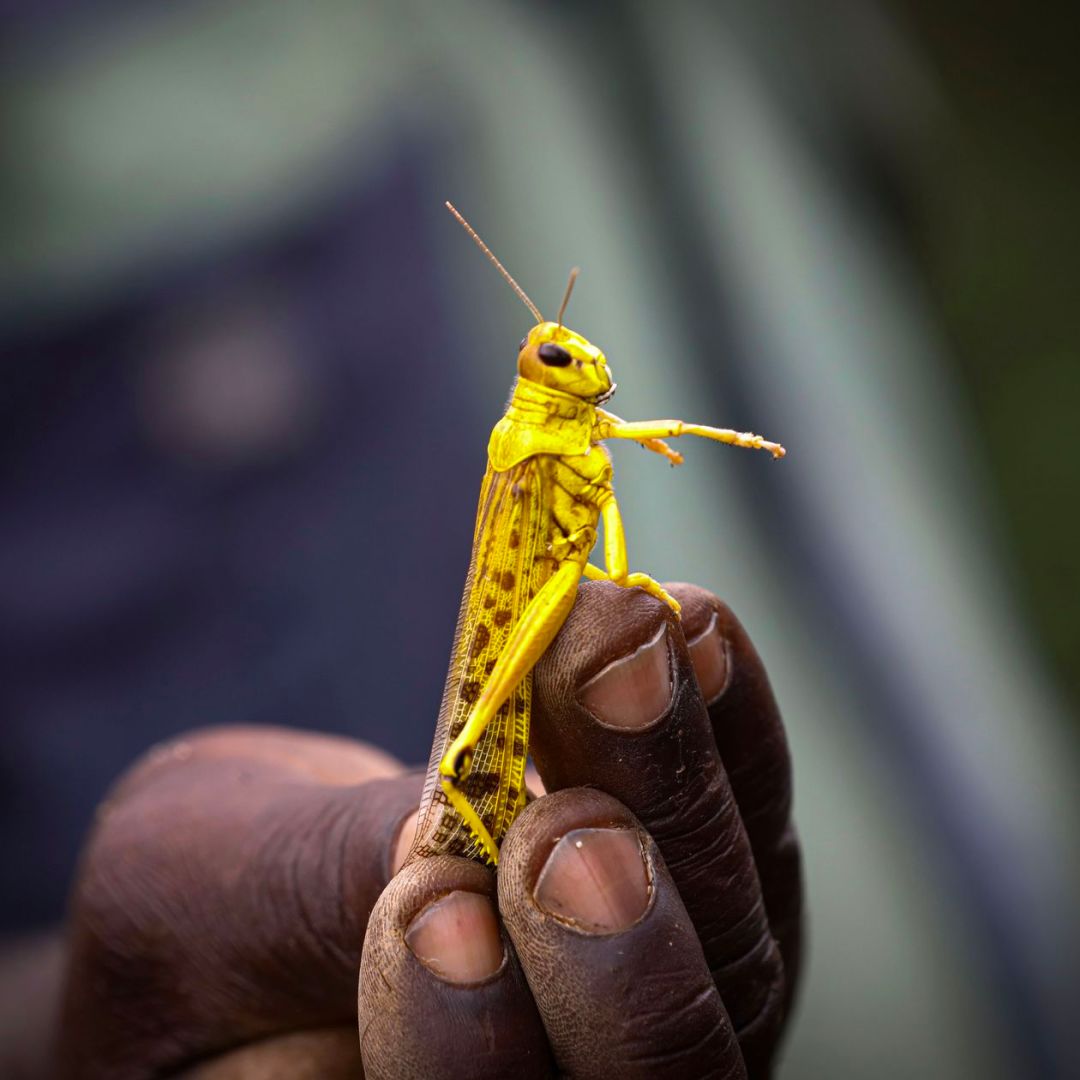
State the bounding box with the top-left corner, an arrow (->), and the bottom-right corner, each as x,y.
413,460 -> 546,861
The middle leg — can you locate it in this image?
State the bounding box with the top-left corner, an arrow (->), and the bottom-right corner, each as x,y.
598,495 -> 681,615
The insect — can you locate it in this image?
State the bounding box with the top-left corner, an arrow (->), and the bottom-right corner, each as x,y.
409,203 -> 785,867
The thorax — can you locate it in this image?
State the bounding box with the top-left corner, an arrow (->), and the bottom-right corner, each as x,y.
536,444 -> 611,553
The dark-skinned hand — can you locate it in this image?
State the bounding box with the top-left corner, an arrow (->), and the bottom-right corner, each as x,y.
57,583 -> 802,1079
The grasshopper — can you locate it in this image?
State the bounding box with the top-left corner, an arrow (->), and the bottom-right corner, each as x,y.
409,203 -> 785,867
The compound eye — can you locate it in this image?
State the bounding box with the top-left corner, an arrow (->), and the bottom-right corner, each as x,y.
538,342 -> 572,367
519,337 -> 528,350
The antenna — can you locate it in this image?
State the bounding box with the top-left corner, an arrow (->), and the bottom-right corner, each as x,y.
445,202 -> 543,323
556,267 -> 579,328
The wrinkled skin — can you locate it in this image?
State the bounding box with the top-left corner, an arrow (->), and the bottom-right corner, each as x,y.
57,583 -> 802,1079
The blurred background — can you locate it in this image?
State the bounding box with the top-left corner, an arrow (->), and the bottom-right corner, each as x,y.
1,1 -> 1078,1077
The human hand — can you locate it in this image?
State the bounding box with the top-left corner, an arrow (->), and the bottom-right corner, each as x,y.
361,581 -> 802,1079
57,728 -> 419,1079
57,582 -> 801,1079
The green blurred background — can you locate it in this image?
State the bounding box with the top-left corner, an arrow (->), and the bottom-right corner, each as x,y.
900,1 -> 1080,713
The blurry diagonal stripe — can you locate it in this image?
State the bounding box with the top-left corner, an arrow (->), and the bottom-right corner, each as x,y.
632,4 -> 1080,1077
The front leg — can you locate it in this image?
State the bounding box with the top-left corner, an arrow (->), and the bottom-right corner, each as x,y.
595,409 -> 684,464
596,408 -> 785,459
596,494 -> 680,616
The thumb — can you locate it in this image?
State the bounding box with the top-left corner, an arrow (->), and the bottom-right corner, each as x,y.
59,734 -> 422,1078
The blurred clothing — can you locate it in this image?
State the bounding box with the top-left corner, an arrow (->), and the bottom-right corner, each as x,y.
2,157 -> 480,929
1,2 -> 1077,1078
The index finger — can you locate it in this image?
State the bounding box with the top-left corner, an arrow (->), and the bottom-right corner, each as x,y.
530,581 -> 786,1073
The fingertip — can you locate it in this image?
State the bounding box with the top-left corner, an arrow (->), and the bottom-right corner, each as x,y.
578,622 -> 673,730
363,856 -> 497,973
498,789 -> 743,1080
533,580 -> 678,742
686,613 -> 731,704
529,581 -> 704,811
533,827 -> 650,933
664,585 -> 736,705
359,857 -> 550,1080
404,889 -> 505,984
499,788 -> 650,927
662,582 -> 728,640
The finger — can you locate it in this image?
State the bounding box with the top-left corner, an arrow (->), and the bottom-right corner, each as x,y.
531,581 -> 784,1075
358,856 -> 553,1080
669,584 -> 803,1010
59,739 -> 423,1078
499,788 -> 745,1080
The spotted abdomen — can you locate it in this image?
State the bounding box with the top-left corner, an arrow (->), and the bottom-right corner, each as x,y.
412,459 -> 551,862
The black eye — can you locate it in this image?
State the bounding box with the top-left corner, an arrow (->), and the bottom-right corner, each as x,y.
538,342 -> 572,367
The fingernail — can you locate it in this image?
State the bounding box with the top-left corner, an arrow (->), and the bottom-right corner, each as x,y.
534,827 -> 651,933
405,891 -> 504,983
686,614 -> 730,704
391,809 -> 419,875
579,625 -> 671,729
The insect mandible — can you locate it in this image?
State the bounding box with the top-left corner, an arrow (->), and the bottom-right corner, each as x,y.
408,202 -> 785,867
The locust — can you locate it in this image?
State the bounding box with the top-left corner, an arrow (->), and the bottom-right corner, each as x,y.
408,203 -> 785,867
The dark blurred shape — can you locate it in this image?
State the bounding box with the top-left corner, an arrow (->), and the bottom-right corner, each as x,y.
0,155 -> 482,930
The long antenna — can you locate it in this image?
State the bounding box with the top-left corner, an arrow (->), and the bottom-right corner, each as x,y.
445,201 -> 543,323
556,267 -> 579,328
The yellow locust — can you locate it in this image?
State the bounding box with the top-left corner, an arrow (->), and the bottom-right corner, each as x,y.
409,203 -> 785,867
